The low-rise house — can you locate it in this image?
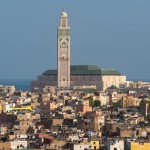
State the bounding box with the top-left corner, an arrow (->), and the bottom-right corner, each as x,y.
0,125 -> 7,135
67,134 -> 80,142
0,85 -> 15,96
69,142 -> 91,150
105,121 -> 122,136
0,113 -> 17,124
126,140 -> 150,150
106,138 -> 124,150
77,111 -> 104,132
0,140 -> 27,150
94,91 -> 108,106
77,100 -> 92,115
47,139 -> 67,149
122,96 -> 141,108
17,112 -> 40,122
89,139 -> 100,150
117,127 -> 134,138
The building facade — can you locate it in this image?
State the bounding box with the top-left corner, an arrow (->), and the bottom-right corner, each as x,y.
106,138 -> 124,150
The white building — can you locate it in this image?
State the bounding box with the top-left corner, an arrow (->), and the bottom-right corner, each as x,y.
0,85 -> 15,95
106,138 -> 124,150
73,143 -> 91,150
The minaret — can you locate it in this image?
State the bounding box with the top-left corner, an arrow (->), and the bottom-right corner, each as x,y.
57,9 -> 70,88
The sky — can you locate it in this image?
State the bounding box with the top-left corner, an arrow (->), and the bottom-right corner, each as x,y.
0,0 -> 150,80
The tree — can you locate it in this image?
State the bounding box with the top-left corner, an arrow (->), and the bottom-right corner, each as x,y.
89,96 -> 94,107
94,100 -> 101,107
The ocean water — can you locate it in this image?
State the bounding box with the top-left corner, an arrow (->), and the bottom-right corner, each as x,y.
0,79 -> 33,91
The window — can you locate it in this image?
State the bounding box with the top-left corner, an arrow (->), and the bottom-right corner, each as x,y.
114,148 -> 117,150
136,130 -> 139,135
62,42 -> 67,48
62,18 -> 66,27
63,78 -> 65,81
139,142 -> 144,145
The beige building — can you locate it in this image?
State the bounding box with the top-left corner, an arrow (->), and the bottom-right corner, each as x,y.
0,141 -> 27,150
77,100 -> 92,115
140,99 -> 150,120
0,85 -> 15,95
122,95 -> 141,108
77,111 -> 104,132
105,121 -> 122,135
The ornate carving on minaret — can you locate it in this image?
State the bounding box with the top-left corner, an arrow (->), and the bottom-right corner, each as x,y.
57,9 -> 70,88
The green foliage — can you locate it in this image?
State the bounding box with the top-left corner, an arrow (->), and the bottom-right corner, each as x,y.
112,102 -> 121,110
141,99 -> 146,104
74,88 -> 96,93
94,100 -> 101,107
140,99 -> 150,105
89,97 -> 101,108
89,96 -> 94,107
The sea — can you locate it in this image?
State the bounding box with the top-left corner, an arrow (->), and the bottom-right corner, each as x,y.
0,79 -> 33,91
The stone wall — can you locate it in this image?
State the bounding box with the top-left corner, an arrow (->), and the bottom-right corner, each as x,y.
30,75 -> 126,92
30,75 -> 57,92
102,75 -> 126,91
70,75 -> 103,90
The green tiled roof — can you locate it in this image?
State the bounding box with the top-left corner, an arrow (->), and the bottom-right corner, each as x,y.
42,65 -> 121,76
101,69 -> 121,75
108,85 -> 118,89
71,65 -> 100,71
74,88 -> 96,93
42,70 -> 57,75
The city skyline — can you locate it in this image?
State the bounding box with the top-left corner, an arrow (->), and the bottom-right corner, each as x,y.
0,0 -> 150,80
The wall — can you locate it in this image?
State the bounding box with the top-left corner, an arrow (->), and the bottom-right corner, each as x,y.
107,139 -> 124,150
31,74 -> 126,92
73,144 -> 91,150
128,142 -> 150,150
102,75 -> 126,91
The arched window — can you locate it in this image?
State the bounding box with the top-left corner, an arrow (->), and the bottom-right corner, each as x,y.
62,18 -> 66,27
62,42 -> 67,48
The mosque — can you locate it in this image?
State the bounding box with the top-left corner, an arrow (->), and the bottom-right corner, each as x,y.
30,10 -> 126,92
